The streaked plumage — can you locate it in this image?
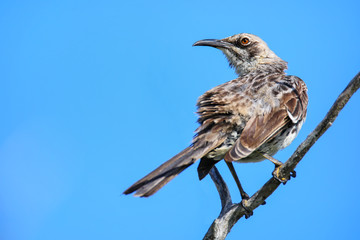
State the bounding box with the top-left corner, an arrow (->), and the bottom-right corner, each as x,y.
124,33 -> 308,197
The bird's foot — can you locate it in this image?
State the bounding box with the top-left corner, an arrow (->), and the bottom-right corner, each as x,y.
240,195 -> 253,219
262,153 -> 296,185
272,165 -> 296,185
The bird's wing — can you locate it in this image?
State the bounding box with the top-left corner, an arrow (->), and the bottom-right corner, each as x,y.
225,108 -> 289,161
225,77 -> 307,161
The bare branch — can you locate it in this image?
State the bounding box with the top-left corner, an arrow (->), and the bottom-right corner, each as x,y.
204,72 -> 360,240
209,167 -> 232,211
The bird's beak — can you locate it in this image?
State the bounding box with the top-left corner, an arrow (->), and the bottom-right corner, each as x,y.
193,39 -> 233,49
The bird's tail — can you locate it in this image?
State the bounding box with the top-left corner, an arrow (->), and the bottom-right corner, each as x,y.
123,140 -> 222,197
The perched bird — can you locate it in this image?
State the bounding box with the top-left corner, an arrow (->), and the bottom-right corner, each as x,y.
124,33 -> 308,201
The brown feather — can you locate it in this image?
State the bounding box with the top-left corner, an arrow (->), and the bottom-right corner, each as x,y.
124,33 -> 309,197
123,134 -> 226,197
225,109 -> 289,161
224,75 -> 308,162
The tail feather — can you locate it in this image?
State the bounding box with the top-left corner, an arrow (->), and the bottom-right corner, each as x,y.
123,136 -> 225,197
134,162 -> 192,197
123,146 -> 199,197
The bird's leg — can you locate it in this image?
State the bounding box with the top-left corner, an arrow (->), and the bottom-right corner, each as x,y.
262,153 -> 296,184
225,161 -> 248,199
225,161 -> 253,218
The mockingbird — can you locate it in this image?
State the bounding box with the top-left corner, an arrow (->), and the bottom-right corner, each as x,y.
124,33 -> 308,204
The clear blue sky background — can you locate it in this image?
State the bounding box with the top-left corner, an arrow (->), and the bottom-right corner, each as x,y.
1,1 -> 360,240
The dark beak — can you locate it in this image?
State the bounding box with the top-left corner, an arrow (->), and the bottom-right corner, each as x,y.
193,39 -> 233,49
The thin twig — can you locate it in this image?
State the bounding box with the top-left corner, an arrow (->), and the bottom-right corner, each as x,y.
203,71 -> 360,240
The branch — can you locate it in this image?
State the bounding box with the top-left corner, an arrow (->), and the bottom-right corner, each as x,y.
209,167 -> 232,211
203,71 -> 360,240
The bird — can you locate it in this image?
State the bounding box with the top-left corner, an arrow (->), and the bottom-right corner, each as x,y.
123,33 -> 308,202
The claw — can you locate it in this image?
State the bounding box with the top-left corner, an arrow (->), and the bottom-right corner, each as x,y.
241,199 -> 253,219
272,166 -> 287,184
262,153 -> 296,185
272,167 -> 297,185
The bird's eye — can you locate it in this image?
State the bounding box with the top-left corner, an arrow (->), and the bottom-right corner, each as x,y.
240,37 -> 250,46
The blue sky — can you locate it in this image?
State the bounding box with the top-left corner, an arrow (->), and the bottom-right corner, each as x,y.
1,0 -> 360,239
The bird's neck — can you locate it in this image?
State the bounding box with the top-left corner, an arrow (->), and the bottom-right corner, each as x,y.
234,58 -> 288,77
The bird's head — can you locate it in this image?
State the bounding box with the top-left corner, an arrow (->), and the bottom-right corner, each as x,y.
193,33 -> 287,76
